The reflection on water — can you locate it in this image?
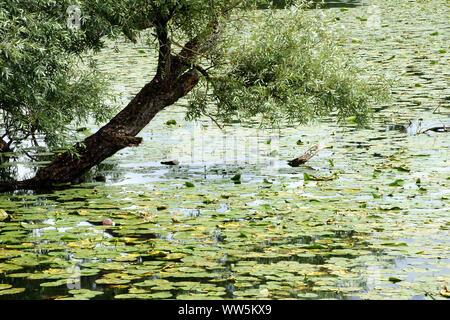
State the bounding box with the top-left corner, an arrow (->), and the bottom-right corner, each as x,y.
0,0 -> 449,300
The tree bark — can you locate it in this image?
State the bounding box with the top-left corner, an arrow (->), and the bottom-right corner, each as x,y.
0,138 -> 10,153
0,68 -> 199,192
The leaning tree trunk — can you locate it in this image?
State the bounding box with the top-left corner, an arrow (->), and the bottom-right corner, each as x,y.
0,67 -> 199,192
0,16 -> 214,193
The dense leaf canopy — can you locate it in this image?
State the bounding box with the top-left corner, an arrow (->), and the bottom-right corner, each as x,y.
0,0 -> 389,153
187,7 -> 389,126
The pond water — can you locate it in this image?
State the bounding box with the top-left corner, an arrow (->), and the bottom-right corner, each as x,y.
0,0 -> 448,300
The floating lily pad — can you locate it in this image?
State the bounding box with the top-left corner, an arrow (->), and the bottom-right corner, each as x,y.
0,287 -> 26,296
0,209 -> 8,221
0,0 -> 448,301
95,278 -> 131,285
158,253 -> 186,261
388,179 -> 405,187
40,279 -> 68,287
6,272 -> 33,278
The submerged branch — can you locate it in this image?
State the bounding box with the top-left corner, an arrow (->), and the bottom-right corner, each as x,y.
0,138 -> 11,152
288,144 -> 323,167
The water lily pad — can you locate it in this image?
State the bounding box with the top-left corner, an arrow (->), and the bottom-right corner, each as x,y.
149,291 -> 173,299
113,254 -> 140,262
389,179 -> 405,187
0,287 -> 26,296
0,209 -> 8,221
297,292 -> 318,299
0,1 -> 448,301
68,289 -> 104,298
134,279 -> 170,287
114,293 -> 152,299
6,272 -> 33,278
440,285 -> 450,298
159,253 -> 186,261
0,249 -> 23,259
388,277 -> 403,283
95,278 -> 131,285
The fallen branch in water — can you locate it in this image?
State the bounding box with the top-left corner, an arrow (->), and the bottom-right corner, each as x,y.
418,125 -> 449,134
288,143 -> 323,167
161,160 -> 180,166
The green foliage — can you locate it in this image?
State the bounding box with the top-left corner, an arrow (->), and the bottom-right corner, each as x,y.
0,0 -> 116,151
83,0 -> 264,44
187,6 -> 390,126
0,0 -> 390,153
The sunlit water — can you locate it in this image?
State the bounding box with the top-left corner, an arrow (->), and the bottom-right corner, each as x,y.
0,0 -> 448,300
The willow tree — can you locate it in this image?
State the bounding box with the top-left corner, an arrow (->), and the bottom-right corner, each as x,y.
0,0 -> 388,191
0,0 -> 116,153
